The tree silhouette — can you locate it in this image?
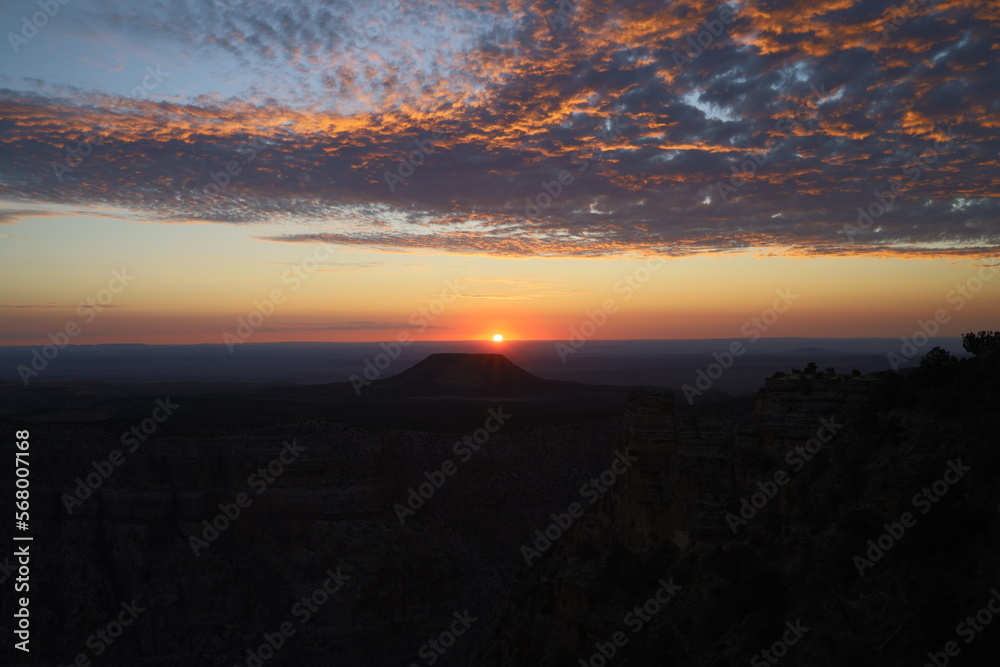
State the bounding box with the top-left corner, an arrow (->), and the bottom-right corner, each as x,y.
961,330 -> 1000,356
920,346 -> 957,368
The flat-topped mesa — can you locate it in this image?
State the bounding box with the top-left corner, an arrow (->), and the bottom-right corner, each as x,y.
371,353 -> 553,397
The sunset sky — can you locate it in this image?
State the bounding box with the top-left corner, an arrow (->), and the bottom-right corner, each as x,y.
1,0 -> 997,344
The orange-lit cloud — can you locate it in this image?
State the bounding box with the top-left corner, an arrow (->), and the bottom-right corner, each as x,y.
0,0 -> 996,260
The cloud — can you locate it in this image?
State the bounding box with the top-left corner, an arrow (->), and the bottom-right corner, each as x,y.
0,208 -> 57,224
256,321 -> 448,332
0,0 -> 996,258
0,303 -> 123,309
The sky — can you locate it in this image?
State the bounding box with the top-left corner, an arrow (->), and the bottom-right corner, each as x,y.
0,0 -> 997,345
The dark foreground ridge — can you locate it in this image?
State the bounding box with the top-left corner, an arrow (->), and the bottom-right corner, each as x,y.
2,339 -> 998,666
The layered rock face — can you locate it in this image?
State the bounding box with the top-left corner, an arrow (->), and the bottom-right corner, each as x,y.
605,372 -> 880,554
605,390 -> 689,552
746,372 -> 881,457
474,360 -> 1000,667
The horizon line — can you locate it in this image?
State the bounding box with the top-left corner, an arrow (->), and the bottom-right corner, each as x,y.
0,335 -> 967,348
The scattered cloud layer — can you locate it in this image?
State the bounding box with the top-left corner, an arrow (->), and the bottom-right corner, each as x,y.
1,0 -> 997,258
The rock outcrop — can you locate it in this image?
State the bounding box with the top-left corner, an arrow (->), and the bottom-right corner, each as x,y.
473,360 -> 1000,666
604,371 -> 881,554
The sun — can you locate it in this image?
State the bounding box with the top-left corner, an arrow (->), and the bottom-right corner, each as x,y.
492,334 -> 504,342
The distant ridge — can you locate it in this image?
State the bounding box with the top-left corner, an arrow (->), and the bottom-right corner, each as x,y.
791,346 -> 842,355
